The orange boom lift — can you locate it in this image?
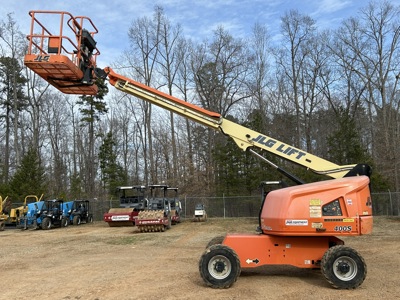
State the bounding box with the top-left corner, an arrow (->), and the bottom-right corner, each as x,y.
24,11 -> 373,289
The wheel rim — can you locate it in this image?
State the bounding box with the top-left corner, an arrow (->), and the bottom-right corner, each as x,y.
333,256 -> 358,281
208,255 -> 232,280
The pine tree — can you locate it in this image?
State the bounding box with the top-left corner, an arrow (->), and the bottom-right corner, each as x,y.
9,148 -> 47,200
326,107 -> 390,191
99,131 -> 127,194
0,56 -> 28,183
327,109 -> 367,165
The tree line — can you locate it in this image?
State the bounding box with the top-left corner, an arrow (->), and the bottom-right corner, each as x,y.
0,1 -> 399,203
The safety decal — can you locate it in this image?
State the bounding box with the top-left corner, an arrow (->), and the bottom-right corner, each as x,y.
309,199 -> 322,218
246,258 -> 260,264
343,218 -> 354,222
309,199 -> 321,205
309,206 -> 321,218
312,222 -> 323,229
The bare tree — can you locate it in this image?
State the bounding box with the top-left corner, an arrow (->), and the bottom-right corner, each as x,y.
125,12 -> 161,185
66,97 -> 82,198
153,6 -> 183,184
193,26 -> 250,115
42,92 -> 71,196
298,30 -> 332,152
275,10 -> 316,149
334,1 -> 400,189
191,26 -> 251,193
174,37 -> 197,188
117,93 -> 148,183
247,22 -> 272,131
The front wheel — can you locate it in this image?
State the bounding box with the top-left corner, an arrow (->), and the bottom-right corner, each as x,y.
199,244 -> 241,288
321,245 -> 367,289
61,217 -> 69,227
41,218 -> 51,230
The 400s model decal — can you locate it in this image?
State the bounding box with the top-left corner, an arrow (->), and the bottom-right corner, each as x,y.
334,225 -> 352,232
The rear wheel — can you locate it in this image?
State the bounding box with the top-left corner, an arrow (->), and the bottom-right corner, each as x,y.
321,245 -> 366,289
199,244 -> 241,288
87,216 -> 93,223
73,215 -> 81,225
0,221 -> 4,231
41,218 -> 51,230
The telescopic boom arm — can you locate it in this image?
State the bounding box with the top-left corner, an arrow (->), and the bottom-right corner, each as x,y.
105,67 -> 360,179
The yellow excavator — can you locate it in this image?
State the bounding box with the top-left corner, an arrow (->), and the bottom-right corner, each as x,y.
0,196 -> 12,231
9,195 -> 44,228
24,11 -> 373,289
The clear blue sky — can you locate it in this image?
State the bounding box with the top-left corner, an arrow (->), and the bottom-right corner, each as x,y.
1,0 -> 398,67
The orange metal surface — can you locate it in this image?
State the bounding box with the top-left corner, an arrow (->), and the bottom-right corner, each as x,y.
24,54 -> 98,95
260,176 -> 372,236
360,215 -> 373,234
223,234 -> 344,269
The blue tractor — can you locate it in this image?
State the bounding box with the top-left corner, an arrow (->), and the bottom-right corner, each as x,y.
24,199 -> 69,229
23,200 -> 45,229
63,200 -> 93,225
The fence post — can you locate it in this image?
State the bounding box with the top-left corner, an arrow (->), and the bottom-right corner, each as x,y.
223,193 -> 225,219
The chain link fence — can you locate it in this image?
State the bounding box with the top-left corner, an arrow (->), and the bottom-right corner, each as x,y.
8,191 -> 399,222
91,191 -> 400,221
371,192 -> 400,216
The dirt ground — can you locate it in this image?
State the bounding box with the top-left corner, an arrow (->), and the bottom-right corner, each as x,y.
0,216 -> 399,300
